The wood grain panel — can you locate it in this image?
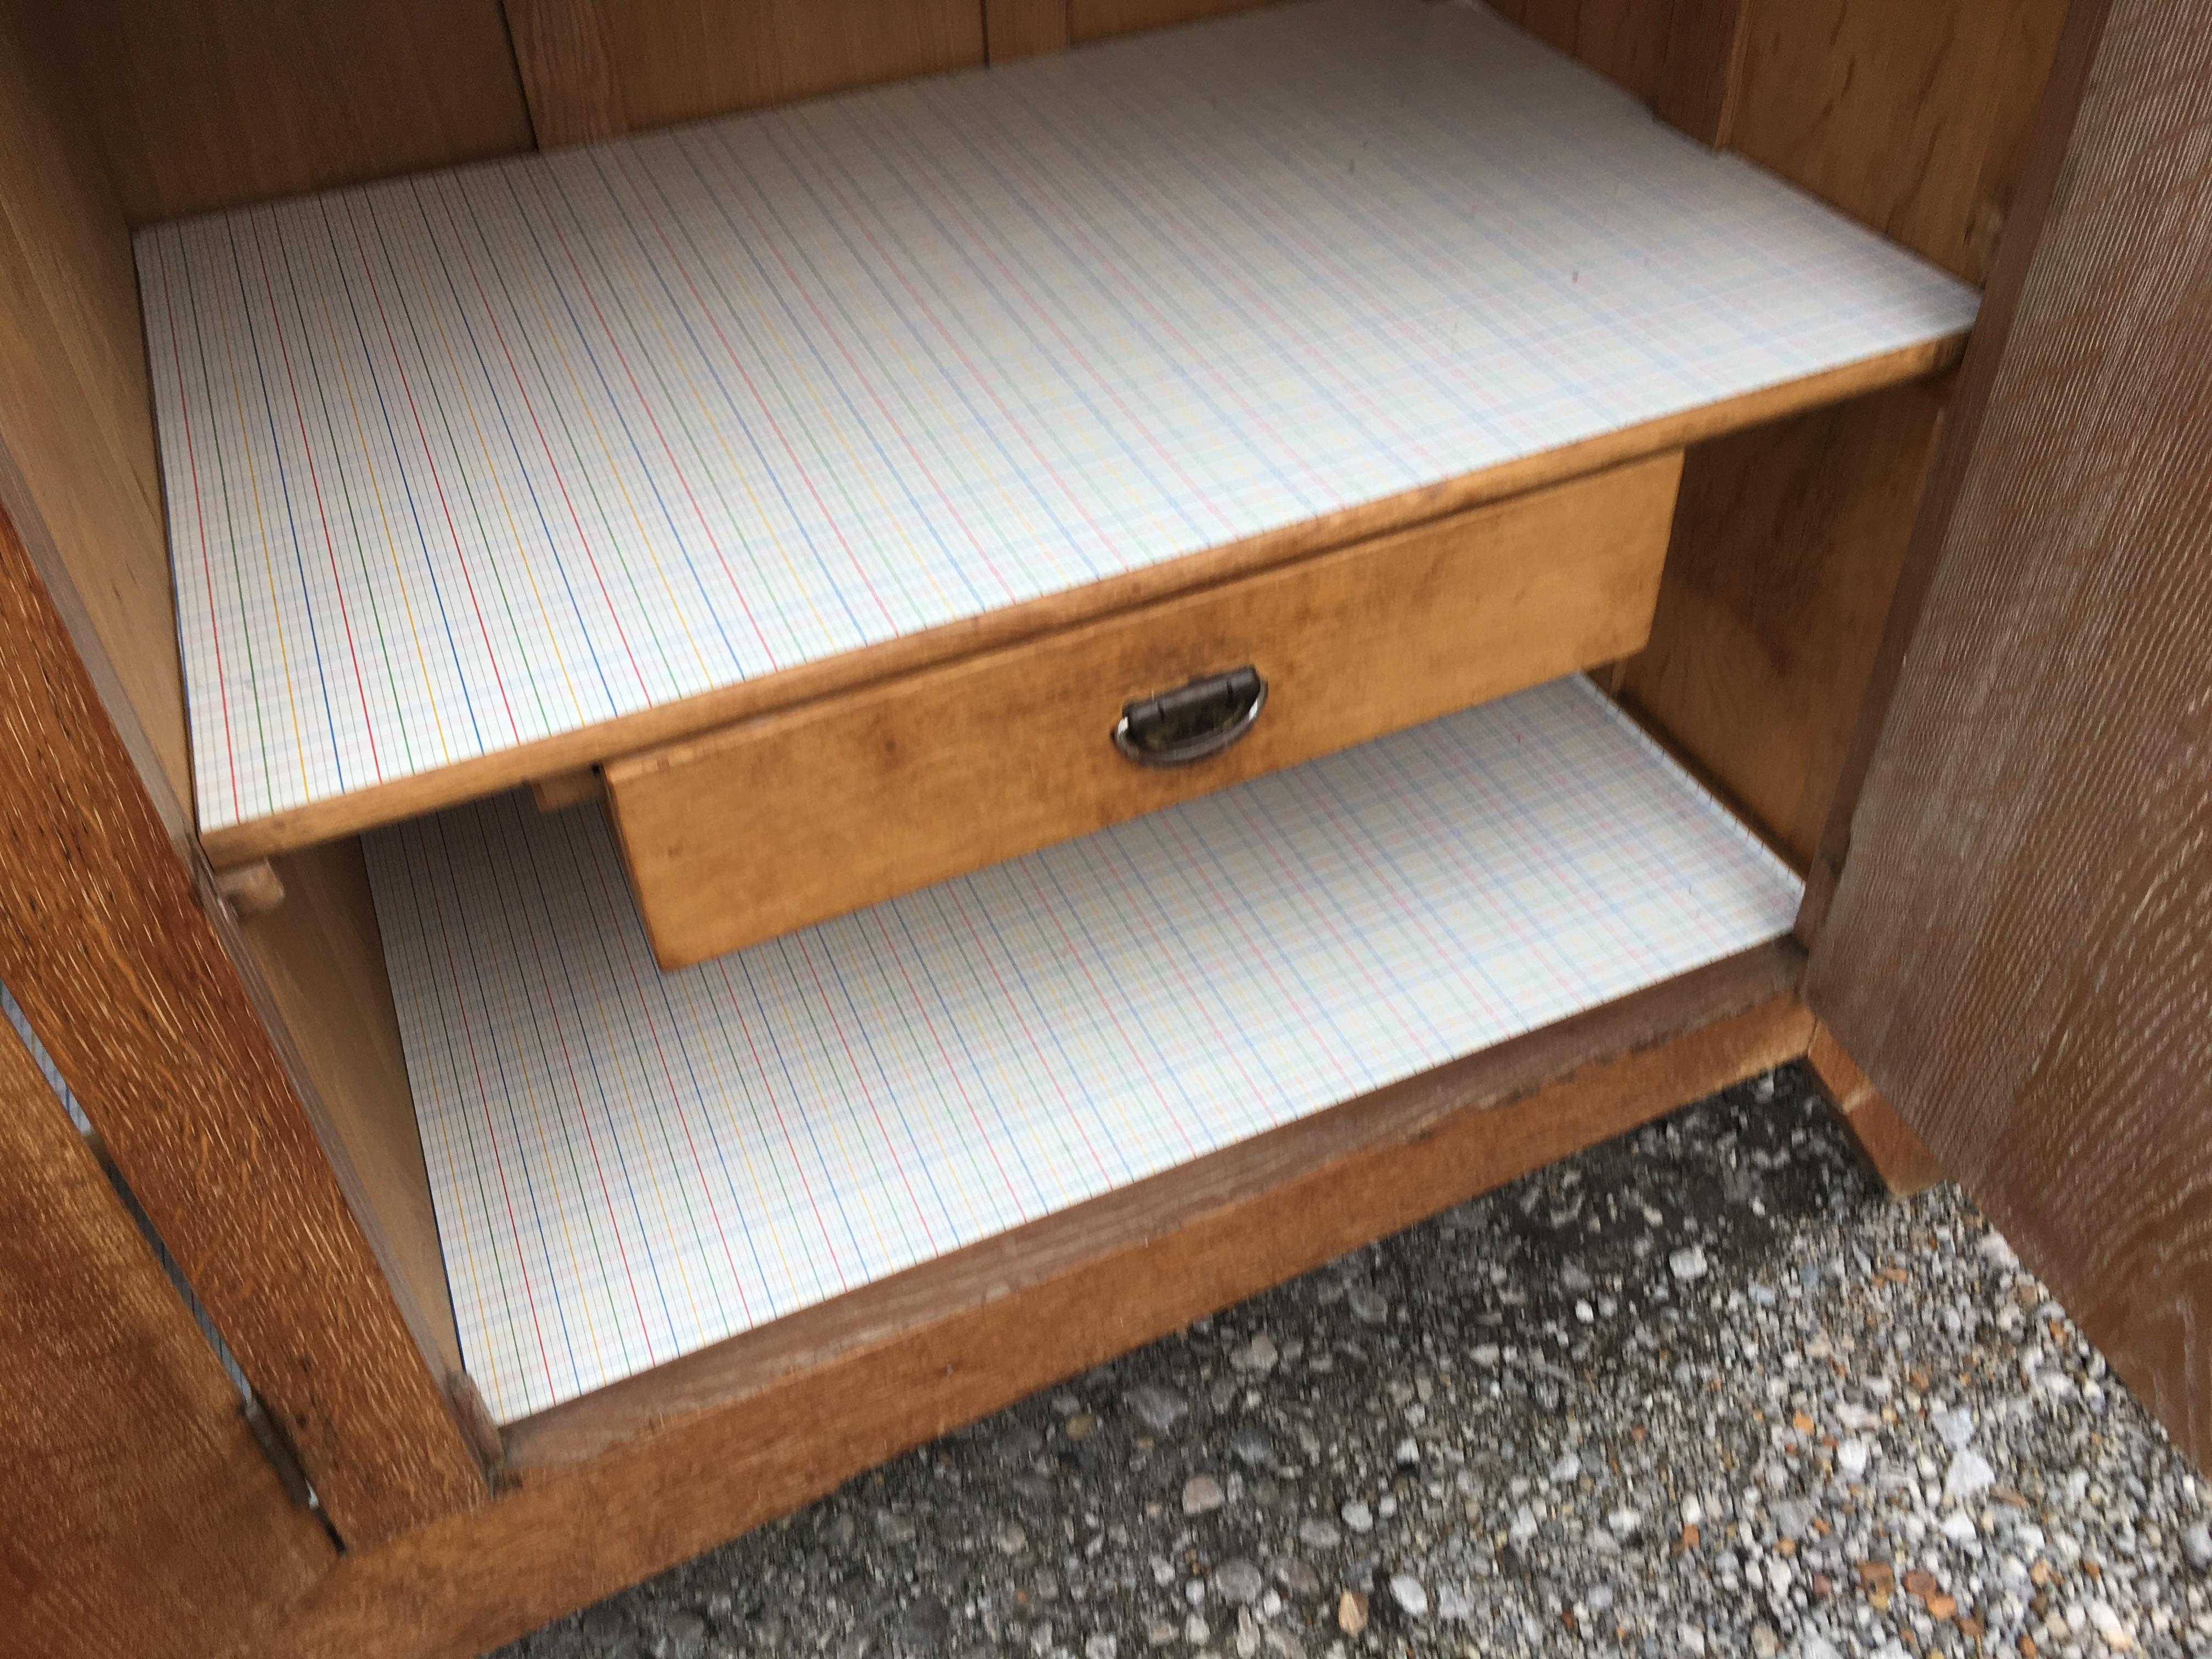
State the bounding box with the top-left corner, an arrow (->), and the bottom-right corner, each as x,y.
240,838 -> 463,1375
1620,0 -> 2062,871
1805,1021 -> 1942,1198
1650,0 -> 1747,146
1622,384 -> 1942,861
1731,0 -> 2068,283
1808,0 -> 2212,1469
0,1017 -> 336,1658
195,340 -> 1961,869
504,0 -> 625,148
52,0 -> 532,225
1567,0 -> 1678,105
1068,0 -> 1273,43
608,454 -> 1678,968
986,0 -> 1075,61
0,5 -> 187,805
507,0 -> 986,144
0,492 -> 486,1545
263,944 -> 1812,1659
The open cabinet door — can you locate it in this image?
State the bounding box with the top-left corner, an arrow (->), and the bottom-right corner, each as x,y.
1805,0 -> 2211,1469
0,1014 -> 336,1657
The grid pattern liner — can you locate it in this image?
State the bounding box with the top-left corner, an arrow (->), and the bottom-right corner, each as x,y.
143,0 -> 1978,837
367,678 -> 1804,1422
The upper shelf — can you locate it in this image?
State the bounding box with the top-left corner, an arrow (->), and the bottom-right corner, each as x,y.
139,0 -> 1978,862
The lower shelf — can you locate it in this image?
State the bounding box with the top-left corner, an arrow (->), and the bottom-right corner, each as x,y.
365,675 -> 1801,1422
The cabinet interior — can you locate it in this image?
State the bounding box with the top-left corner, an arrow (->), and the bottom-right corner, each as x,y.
0,0 -> 2062,1423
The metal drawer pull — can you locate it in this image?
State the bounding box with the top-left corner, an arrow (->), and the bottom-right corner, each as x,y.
1111,665 -> 1268,767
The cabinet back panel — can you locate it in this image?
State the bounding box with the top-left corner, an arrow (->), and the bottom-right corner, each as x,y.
509,0 -> 988,149
55,0 -> 533,227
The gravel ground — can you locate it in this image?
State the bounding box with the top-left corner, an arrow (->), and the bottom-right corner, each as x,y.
497,1062 -> 2211,1659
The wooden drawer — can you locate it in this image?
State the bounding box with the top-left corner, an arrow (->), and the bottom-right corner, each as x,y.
605,452 -> 1683,968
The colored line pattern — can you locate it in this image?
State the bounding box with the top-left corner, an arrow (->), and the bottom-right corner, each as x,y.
142,0 -> 1978,836
367,679 -> 1805,1421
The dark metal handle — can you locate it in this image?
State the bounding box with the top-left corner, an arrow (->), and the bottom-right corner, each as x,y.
1111,665 -> 1268,768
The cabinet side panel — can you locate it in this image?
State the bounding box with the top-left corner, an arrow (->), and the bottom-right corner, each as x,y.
0,4 -> 188,808
0,487 -> 485,1544
241,838 -> 465,1378
1623,383 -> 1942,863
1623,0 -> 2064,864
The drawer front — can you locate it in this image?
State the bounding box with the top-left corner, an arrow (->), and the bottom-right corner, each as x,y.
607,452 -> 1681,968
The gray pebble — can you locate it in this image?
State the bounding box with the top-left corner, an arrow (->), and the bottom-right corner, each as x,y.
1669,1245 -> 1709,1283
1340,1499 -> 1374,1534
891,1599 -> 947,1656
1944,1447 -> 1996,1503
658,1612 -> 707,1659
1183,1474 -> 1226,1516
1230,1334 -> 1279,1375
503,1071 -> 2206,1659
1212,1559 -> 1265,1606
1126,1384 -> 1189,1435
1229,1425 -> 1273,1468
1387,1574 -> 1427,1617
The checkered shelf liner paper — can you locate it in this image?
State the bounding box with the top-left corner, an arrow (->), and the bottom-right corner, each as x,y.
367,678 -> 1804,1422
140,0 -> 1978,838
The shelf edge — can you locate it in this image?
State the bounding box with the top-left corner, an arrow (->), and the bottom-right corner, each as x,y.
199,337 -> 1964,868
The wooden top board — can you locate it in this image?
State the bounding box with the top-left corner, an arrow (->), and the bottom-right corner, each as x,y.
137,0 -> 1978,861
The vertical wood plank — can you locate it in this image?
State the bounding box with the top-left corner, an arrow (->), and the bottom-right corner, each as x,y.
523,0 -> 986,138
1622,381 -> 1944,862
240,837 -> 466,1376
0,1016 -> 337,1658
1650,0 -> 1747,146
1729,0 -> 2068,282
1808,0 -> 2212,1468
1514,0 -> 1583,54
1623,0 -> 2062,866
53,0 -> 534,224
505,0 -> 627,147
985,0 -> 1073,61
0,489 -> 486,1545
1567,0 -> 1675,105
